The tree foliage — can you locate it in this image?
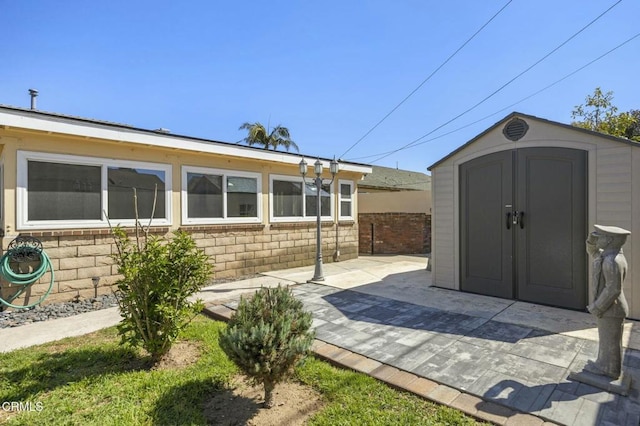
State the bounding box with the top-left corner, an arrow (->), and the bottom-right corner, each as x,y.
624,109 -> 640,141
112,228 -> 213,363
571,87 -> 640,142
219,285 -> 314,408
239,122 -> 299,152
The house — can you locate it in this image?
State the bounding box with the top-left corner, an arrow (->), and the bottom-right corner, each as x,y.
428,112 -> 640,319
358,165 -> 431,255
358,165 -> 431,193
0,105 -> 371,306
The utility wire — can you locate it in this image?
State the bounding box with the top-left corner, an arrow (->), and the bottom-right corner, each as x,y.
346,29 -> 640,162
361,0 -> 622,165
338,0 -> 513,159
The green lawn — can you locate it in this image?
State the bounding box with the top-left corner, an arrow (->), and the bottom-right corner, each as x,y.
0,316 -> 487,425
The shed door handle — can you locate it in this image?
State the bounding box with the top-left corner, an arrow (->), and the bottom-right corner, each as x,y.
506,212 -> 511,230
519,211 -> 525,229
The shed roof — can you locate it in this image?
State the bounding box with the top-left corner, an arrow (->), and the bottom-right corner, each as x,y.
359,165 -> 430,191
428,111 -> 639,170
0,105 -> 372,174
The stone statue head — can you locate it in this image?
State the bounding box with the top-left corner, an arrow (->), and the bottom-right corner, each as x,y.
593,224 -> 630,251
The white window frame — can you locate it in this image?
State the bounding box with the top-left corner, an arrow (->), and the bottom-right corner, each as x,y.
269,174 -> 334,223
338,179 -> 355,221
17,150 -> 172,229
181,166 -> 262,225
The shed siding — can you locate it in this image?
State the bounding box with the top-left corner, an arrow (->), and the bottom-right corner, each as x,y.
595,146 -> 634,313
632,148 -> 640,321
432,166 -> 456,289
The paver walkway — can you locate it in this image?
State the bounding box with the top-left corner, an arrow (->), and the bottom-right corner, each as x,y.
4,254 -> 640,425
216,279 -> 640,426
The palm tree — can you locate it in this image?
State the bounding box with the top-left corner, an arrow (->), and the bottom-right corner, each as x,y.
239,122 -> 299,152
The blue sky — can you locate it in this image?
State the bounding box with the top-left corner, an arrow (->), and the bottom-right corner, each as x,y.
2,1 -> 638,173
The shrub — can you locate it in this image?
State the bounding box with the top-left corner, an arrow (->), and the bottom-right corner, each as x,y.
219,285 -> 315,408
112,228 -> 213,363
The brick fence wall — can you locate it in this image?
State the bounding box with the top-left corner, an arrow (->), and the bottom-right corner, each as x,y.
358,213 -> 431,255
0,223 -> 358,307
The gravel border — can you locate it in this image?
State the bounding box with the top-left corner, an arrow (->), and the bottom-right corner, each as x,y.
0,294 -> 120,329
0,274 -> 261,329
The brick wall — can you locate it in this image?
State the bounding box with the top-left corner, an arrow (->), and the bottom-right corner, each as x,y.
0,223 -> 358,307
358,213 -> 431,255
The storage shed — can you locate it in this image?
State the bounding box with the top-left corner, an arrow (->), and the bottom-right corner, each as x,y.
428,112 -> 640,319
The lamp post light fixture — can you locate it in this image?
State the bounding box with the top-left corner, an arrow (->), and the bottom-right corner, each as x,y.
299,157 -> 339,281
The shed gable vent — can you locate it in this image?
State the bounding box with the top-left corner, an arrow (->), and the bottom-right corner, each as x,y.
503,118 -> 529,141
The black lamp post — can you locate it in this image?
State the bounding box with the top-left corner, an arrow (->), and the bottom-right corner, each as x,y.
299,157 -> 339,281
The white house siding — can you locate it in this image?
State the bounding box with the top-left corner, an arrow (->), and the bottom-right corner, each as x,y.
429,113 -> 640,319
359,190 -> 431,214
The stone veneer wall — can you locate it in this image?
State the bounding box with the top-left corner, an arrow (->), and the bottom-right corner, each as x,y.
0,223 -> 358,307
184,223 -> 358,280
358,213 -> 431,255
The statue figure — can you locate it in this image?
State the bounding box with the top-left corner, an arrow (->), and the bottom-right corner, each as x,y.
584,224 -> 630,380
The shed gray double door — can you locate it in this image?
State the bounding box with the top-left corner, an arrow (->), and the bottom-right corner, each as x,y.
460,147 -> 586,310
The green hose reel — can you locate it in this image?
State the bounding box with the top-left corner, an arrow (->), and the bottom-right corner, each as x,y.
0,236 -> 55,309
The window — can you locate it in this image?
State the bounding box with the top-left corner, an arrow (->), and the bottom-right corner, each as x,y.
273,179 -> 303,217
270,174 -> 333,222
108,167 -> 166,220
17,151 -> 172,229
305,182 -> 331,217
227,176 -> 259,218
182,166 -> 261,224
186,172 -> 223,218
338,180 -> 354,220
28,161 -> 101,221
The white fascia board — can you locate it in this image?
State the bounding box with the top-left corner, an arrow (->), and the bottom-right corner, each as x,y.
0,110 -> 372,174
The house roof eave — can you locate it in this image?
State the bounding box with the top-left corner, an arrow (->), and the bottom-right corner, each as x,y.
0,105 -> 372,174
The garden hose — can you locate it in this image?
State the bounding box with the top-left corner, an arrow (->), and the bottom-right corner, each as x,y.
0,246 -> 55,309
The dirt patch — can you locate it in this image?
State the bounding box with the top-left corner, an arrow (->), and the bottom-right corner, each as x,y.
204,375 -> 324,426
0,410 -> 12,423
153,341 -> 202,370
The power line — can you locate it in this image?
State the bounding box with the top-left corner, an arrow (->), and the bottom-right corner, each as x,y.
366,0 -> 622,164
361,0 -> 622,165
338,0 -> 513,160
346,29 -> 640,162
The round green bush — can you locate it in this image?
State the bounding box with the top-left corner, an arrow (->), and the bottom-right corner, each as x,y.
219,285 -> 314,407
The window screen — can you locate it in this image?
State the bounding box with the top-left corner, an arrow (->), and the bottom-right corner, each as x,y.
28,161 -> 101,221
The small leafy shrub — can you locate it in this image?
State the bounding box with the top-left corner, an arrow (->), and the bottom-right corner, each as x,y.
219,285 -> 315,408
112,228 -> 213,362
